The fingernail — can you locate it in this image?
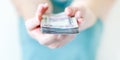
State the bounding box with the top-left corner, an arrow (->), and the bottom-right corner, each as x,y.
43,3 -> 48,8
65,7 -> 73,16
38,4 -> 44,10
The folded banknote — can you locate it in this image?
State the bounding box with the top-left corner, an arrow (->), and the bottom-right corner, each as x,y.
41,12 -> 79,34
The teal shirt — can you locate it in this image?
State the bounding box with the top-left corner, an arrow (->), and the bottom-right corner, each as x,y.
19,0 -> 103,60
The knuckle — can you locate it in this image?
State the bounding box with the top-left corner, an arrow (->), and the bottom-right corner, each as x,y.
39,40 -> 50,45
48,46 -> 58,49
48,44 -> 61,49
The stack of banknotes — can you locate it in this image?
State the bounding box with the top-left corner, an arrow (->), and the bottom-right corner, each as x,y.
41,12 -> 79,34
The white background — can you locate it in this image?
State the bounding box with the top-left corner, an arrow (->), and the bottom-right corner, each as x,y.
97,0 -> 120,60
0,0 -> 21,60
0,0 -> 120,60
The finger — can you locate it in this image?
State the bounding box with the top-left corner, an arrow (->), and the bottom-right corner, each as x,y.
65,7 -> 73,16
46,34 -> 66,49
48,34 -> 75,48
26,4 -> 48,31
75,11 -> 84,26
25,18 -> 40,31
30,28 -> 59,45
27,21 -> 59,46
57,34 -> 75,47
35,33 -> 59,45
65,7 -> 78,17
48,42 -> 60,49
47,35 -> 66,49
36,3 -> 48,21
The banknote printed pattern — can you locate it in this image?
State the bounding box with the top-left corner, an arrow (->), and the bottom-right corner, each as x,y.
41,12 -> 79,34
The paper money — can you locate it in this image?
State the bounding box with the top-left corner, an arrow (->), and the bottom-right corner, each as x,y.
41,12 -> 79,34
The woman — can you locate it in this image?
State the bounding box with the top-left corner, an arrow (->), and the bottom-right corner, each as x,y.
12,0 -> 115,60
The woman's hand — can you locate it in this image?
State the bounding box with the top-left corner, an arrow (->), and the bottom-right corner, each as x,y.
25,2 -> 96,49
25,3 -> 76,49
65,3 -> 97,31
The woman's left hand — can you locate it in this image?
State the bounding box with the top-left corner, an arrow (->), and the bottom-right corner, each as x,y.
47,4 -> 97,49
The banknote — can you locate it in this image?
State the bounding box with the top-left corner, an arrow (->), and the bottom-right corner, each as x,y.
41,12 -> 79,34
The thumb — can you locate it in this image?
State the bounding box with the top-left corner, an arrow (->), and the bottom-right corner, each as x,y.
65,7 -> 73,16
25,3 -> 49,31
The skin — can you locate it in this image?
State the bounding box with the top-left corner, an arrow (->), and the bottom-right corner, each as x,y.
12,0 -> 115,48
